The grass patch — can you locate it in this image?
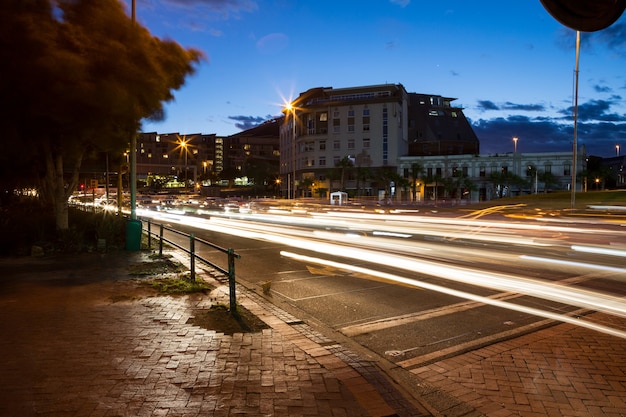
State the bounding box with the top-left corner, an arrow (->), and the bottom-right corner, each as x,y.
128,257 -> 186,276
147,276 -> 212,295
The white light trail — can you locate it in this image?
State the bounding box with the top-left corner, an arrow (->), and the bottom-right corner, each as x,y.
281,251 -> 626,340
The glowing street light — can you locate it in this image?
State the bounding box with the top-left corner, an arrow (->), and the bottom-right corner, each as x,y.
513,137 -> 518,153
176,136 -> 191,188
617,145 -> 621,156
285,102 -> 297,199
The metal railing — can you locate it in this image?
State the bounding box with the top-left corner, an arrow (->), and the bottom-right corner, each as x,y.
143,219 -> 241,314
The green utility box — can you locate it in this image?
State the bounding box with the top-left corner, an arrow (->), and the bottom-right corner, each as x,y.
125,219 -> 142,251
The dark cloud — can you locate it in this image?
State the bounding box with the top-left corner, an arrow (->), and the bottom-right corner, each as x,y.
502,102 -> 545,112
476,100 -> 545,112
228,115 -> 272,130
477,100 -> 499,111
558,98 -> 625,122
471,97 -> 626,157
594,84 -> 612,93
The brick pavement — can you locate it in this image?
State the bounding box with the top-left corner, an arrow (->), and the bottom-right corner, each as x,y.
2,252 -> 626,417
409,313 -> 626,417
0,252 -> 427,417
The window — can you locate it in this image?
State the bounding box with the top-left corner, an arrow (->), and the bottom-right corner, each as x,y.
333,118 -> 340,134
348,139 -> 355,149
545,164 -> 552,174
363,138 -> 370,148
436,167 -> 442,176
348,109 -> 355,117
319,156 -> 326,166
333,156 -> 340,165
479,166 -> 486,177
319,140 -> 326,150
319,112 -> 328,121
347,116 -> 355,132
501,166 -> 508,174
304,141 -> 314,151
427,167 -> 433,177
564,165 -> 571,176
362,116 -> 370,132
363,108 -> 370,116
333,140 -> 340,150
333,110 -> 340,118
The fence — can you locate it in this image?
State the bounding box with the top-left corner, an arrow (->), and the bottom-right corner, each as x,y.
143,219 -> 241,315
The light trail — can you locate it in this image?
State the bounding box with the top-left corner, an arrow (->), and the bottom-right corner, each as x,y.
280,251 -> 626,340
140,210 -> 626,322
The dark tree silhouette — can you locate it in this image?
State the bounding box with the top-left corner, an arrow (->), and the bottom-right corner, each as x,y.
0,0 -> 204,230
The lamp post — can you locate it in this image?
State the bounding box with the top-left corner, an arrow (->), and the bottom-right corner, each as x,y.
617,145 -> 621,156
178,137 -> 189,188
285,103 -> 297,199
513,137 -> 518,153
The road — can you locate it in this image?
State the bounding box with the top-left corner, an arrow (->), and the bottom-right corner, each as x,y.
139,203 -> 626,372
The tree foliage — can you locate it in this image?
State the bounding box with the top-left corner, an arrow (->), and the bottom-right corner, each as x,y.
0,0 -> 204,229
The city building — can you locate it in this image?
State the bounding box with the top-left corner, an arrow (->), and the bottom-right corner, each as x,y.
279,84 -> 479,199
136,132 -> 225,188
397,148 -> 587,203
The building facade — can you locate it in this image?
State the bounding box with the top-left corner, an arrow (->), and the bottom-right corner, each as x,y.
280,84 -> 409,198
397,148 -> 587,203
136,132 -> 225,187
280,84 -> 480,199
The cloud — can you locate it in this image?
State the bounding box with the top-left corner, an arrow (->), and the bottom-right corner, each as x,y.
256,33 -> 289,54
477,100 -> 546,112
389,0 -> 410,7
160,0 -> 258,19
228,115 -> 271,130
472,97 -> 626,157
476,100 -> 500,111
502,102 -> 546,112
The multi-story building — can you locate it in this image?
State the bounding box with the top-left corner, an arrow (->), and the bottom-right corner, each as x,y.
397,148 -> 587,203
407,93 -> 479,156
226,118 -> 281,184
279,84 -> 480,199
280,84 -> 409,198
136,132 -> 226,187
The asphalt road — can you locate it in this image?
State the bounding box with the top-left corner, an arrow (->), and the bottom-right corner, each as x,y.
141,205 -> 626,372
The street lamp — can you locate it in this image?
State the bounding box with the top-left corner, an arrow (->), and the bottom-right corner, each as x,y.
176,136 -> 191,188
617,145 -> 621,156
285,102 -> 297,199
513,137 -> 518,153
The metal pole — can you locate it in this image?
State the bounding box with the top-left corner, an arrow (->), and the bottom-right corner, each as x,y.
189,233 -> 195,281
571,31 -> 580,210
228,248 -> 237,317
158,223 -> 164,256
147,219 -> 151,248
292,108 -> 296,199
130,0 -> 137,221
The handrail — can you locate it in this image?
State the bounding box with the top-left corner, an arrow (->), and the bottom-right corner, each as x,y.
143,218 -> 241,315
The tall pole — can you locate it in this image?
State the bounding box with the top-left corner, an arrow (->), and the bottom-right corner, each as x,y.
291,106 -> 296,199
129,0 -> 137,221
570,31 -> 580,210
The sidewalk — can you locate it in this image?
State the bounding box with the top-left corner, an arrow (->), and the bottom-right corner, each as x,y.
0,251 -> 428,417
1,251 -> 625,417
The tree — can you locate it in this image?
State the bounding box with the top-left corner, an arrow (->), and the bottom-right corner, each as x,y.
409,162 -> 424,203
0,0 -> 204,230
335,156 -> 354,191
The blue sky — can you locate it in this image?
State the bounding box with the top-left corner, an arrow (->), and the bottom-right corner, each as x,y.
128,0 -> 626,158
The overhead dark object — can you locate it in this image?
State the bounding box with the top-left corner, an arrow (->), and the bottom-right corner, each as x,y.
540,0 -> 626,31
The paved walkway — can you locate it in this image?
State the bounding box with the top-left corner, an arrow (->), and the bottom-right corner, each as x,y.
1,251 -> 625,417
0,252 -> 426,417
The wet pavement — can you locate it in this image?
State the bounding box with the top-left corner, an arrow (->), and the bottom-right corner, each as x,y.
1,250 -> 625,417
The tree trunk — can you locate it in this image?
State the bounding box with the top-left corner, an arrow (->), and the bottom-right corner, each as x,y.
43,141 -> 83,231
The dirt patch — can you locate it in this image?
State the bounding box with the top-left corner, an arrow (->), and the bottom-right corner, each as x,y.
188,304 -> 269,335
